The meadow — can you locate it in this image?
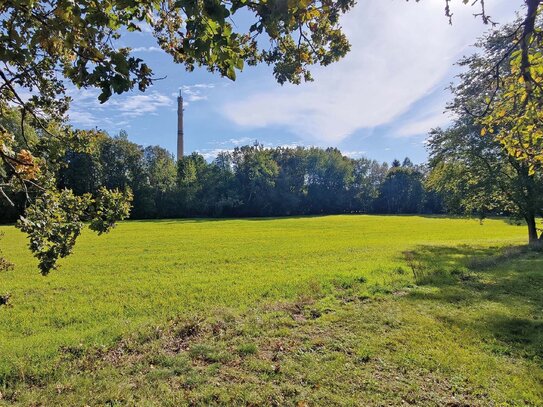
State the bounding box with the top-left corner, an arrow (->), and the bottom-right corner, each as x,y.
0,215 -> 541,405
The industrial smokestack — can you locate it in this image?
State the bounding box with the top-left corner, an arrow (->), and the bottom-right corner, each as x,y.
177,91 -> 184,160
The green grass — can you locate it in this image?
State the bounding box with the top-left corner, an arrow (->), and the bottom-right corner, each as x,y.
0,215 -> 541,405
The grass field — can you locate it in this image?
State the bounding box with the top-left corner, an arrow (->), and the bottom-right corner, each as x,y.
0,215 -> 542,405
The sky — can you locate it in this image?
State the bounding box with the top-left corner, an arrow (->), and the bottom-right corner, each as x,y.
67,0 -> 520,164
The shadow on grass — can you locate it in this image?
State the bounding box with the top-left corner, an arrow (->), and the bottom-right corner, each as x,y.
403,244 -> 543,360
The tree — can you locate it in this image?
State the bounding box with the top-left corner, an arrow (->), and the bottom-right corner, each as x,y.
40,135 -> 449,219
305,148 -> 353,214
375,163 -> 426,214
480,45 -> 543,173
232,144 -> 279,216
428,120 -> 543,243
58,131 -> 179,218
58,140 -> 105,196
271,147 -> 308,215
428,18 -> 543,244
402,157 -> 413,168
142,146 -> 177,218
206,153 -> 240,216
350,158 -> 388,213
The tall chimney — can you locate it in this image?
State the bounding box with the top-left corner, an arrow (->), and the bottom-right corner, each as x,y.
177,91 -> 184,160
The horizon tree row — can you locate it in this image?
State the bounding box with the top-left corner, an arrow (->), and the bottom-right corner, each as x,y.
0,130 -> 443,222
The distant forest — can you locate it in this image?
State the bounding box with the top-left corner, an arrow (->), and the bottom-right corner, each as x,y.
1,131 -> 446,221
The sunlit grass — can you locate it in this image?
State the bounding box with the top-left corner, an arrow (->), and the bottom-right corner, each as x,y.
0,215 -> 540,405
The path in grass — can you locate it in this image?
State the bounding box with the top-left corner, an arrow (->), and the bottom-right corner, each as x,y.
0,215 -> 538,403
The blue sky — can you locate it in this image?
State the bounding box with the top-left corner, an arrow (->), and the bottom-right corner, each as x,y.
67,0 -> 519,164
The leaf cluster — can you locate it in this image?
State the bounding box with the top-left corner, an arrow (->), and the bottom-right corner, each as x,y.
18,187 -> 132,275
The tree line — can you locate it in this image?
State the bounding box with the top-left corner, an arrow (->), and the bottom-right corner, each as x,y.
0,130 -> 443,222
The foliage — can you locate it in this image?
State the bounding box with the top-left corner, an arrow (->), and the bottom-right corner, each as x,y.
427,121 -> 543,244
0,216 -> 540,404
374,165 -> 426,214
427,122 -> 521,217
449,1 -> 543,175
232,145 -> 280,216
481,48 -> 543,173
0,112 -> 133,272
429,19 -> 543,244
15,133 -> 442,219
475,0 -> 543,174
17,187 -> 132,275
0,0 -> 353,104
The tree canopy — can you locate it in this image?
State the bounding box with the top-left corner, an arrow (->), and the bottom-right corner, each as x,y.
428,16 -> 543,244
469,0 -> 543,173
1,132 -> 439,221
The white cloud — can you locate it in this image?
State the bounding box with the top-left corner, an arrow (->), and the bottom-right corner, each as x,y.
180,84 -> 215,102
67,88 -> 173,128
67,87 -> 100,102
197,148 -> 233,160
222,0 -> 516,143
205,137 -> 256,148
229,137 -> 253,146
112,91 -> 173,117
393,95 -> 456,138
394,112 -> 452,138
343,150 -> 367,159
131,46 -> 163,53
68,110 -> 100,127
192,83 -> 216,89
187,94 -> 207,102
66,88 -> 103,126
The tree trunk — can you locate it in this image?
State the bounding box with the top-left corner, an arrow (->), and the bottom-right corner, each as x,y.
526,213 -> 540,246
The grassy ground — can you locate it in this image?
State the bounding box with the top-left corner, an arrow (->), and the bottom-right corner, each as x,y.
0,215 -> 541,405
